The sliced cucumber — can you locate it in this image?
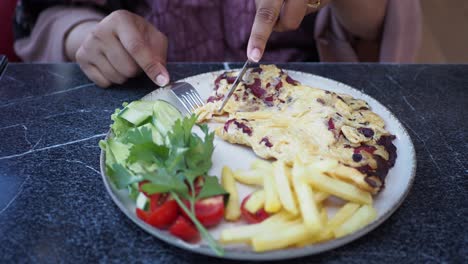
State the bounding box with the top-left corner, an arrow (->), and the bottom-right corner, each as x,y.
151,124 -> 164,145
128,161 -> 158,175
136,192 -> 149,210
119,101 -> 154,126
152,100 -> 183,136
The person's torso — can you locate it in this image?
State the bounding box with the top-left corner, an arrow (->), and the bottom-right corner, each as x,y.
143,0 -> 318,62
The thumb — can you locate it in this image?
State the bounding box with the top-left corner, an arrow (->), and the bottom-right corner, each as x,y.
115,18 -> 170,86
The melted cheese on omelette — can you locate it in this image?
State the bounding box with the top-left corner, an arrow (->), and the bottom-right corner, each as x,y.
196,65 -> 397,193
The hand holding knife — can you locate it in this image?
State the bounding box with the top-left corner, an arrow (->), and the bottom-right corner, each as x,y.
217,60 -> 252,112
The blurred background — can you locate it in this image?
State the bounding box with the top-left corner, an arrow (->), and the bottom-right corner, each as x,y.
417,0 -> 468,63
1,0 -> 467,63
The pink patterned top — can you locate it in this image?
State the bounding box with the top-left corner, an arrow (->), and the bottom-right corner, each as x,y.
142,0 -> 317,62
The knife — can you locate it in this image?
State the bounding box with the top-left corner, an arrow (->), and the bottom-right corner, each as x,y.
218,60 -> 252,112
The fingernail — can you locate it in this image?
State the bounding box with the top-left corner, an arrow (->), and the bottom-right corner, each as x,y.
155,74 -> 168,86
249,48 -> 262,62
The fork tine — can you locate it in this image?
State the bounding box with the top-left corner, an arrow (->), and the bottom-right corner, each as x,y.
178,95 -> 192,114
187,92 -> 202,108
191,90 -> 204,106
185,93 -> 198,110
181,94 -> 196,112
169,82 -> 204,114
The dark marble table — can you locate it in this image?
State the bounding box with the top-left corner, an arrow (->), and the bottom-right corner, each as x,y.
0,61 -> 466,263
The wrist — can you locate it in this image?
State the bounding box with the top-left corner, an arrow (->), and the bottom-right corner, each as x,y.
64,20 -> 99,61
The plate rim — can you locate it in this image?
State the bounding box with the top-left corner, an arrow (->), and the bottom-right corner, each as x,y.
100,68 -> 417,261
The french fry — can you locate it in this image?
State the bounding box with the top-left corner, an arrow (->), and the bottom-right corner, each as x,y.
326,202 -> 360,231
314,191 -> 330,203
233,169 -> 263,185
306,172 -> 372,205
250,159 -> 273,171
334,205 -> 377,238
220,221 -> 283,244
320,207 -> 328,224
263,210 -> 298,224
220,211 -> 296,244
292,165 -> 322,234
273,161 -> 298,215
245,190 -> 265,213
296,202 -> 360,246
252,221 -> 310,252
221,166 -> 241,221
296,227 -> 335,247
220,158 -> 379,252
263,173 -> 282,213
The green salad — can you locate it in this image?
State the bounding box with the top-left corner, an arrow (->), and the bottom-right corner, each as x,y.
100,100 -> 227,256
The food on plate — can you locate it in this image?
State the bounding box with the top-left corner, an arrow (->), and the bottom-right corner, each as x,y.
100,100 -> 228,256
244,189 -> 265,214
273,161 -> 298,215
220,159 -> 378,252
196,64 -> 397,193
305,167 -> 372,204
220,211 -> 296,244
232,169 -> 263,185
101,65 -> 394,256
333,204 -> 377,238
297,202 -> 360,246
241,193 -> 270,224
291,163 -> 323,234
169,216 -> 200,242
221,166 -> 241,221
263,172 -> 282,213
182,195 -> 225,227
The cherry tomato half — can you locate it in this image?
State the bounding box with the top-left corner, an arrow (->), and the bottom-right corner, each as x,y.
150,193 -> 169,212
241,194 -> 270,224
182,195 -> 225,228
169,216 -> 200,242
136,199 -> 179,229
136,208 -> 149,222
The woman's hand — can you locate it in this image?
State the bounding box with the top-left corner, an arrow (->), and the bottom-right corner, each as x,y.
248,0 -> 321,62
69,10 -> 169,88
248,0 -> 387,62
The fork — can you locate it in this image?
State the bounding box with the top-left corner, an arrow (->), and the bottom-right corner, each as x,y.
169,82 -> 205,115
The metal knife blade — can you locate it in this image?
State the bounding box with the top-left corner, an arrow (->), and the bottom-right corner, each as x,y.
218,60 -> 251,112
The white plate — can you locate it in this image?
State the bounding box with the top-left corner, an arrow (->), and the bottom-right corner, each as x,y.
100,69 -> 416,261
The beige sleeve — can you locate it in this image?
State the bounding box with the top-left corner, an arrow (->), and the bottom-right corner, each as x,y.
14,6 -> 105,62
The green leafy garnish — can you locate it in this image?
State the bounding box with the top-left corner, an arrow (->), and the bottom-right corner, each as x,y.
127,183 -> 139,201
100,100 -> 227,256
198,176 -> 230,200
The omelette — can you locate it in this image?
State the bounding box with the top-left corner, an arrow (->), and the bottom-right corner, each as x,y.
196,65 -> 397,193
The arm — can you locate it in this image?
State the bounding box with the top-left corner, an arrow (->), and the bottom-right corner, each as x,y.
14,6 -> 105,62
14,3 -> 170,87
